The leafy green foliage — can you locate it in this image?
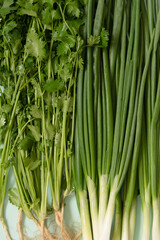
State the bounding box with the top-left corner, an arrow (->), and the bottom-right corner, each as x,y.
25,28 -> 46,60
44,78 -> 65,92
8,188 -> 21,208
87,35 -> 100,46
3,21 -> 17,34
0,0 -> 85,225
27,159 -> 41,171
31,79 -> 42,98
46,124 -> 55,140
30,105 -> 42,119
0,0 -> 17,17
18,135 -> 34,150
17,0 -> 38,16
57,42 -> 69,56
100,28 -> 109,47
66,0 -> 80,18
28,125 -> 41,141
87,29 -> 109,47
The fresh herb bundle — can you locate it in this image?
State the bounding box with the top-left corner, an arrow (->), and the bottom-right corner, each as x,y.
73,0 -> 160,240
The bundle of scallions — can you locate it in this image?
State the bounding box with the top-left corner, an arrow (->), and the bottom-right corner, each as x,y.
73,0 -> 160,240
0,0 -> 160,240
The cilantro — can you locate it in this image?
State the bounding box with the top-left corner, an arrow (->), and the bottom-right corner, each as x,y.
18,135 -> 35,150
28,125 -> 41,142
30,105 -> 42,119
25,28 -> 46,60
27,160 -> 41,171
0,0 -> 85,235
3,21 -> 17,34
87,35 -> 100,46
66,0 -> 80,18
100,28 -> 109,47
78,56 -> 84,69
57,42 -> 70,56
0,0 -> 17,17
44,78 -> 65,92
8,188 -> 21,208
87,29 -> 109,48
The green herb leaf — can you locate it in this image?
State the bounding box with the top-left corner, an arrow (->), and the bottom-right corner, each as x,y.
57,42 -> 69,56
27,160 -> 41,171
1,104 -> 12,113
19,135 -> 34,150
30,198 -> 40,209
18,8 -> 37,17
46,124 -> 55,140
3,21 -> 17,34
100,28 -> 109,47
66,0 -> 80,18
30,105 -> 42,119
44,78 -> 65,92
67,19 -> 84,35
87,35 -> 100,46
78,56 -> 84,70
28,125 -> 41,142
25,28 -> 46,60
0,0 -> 17,17
31,79 -> 42,98
52,8 -> 61,20
8,188 -> 21,208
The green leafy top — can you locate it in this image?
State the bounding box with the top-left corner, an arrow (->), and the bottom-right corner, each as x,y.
25,28 -> 46,60
87,28 -> 109,47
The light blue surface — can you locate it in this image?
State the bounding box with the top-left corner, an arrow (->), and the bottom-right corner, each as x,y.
0,169 -> 145,240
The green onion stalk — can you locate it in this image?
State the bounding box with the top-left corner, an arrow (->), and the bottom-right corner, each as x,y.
151,71 -> 160,239
150,8 -> 160,239
73,119 -> 92,240
75,0 -> 140,239
139,1 -> 152,239
121,28 -> 155,240
75,0 -> 112,237
112,193 -> 122,240
139,117 -> 151,240
100,1 -> 138,238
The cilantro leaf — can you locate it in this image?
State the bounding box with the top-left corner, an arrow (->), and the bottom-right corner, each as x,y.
28,125 -> 41,142
25,28 -> 46,60
19,135 -> 34,150
67,19 -> 84,35
17,0 -> 38,17
66,0 -> 80,18
8,188 -> 21,208
78,56 -> 84,70
87,29 -> 109,48
3,21 -> 17,34
100,28 -> 109,47
87,35 -> 100,46
46,124 -> 55,140
52,23 -> 68,40
30,105 -> 42,119
57,42 -> 69,56
52,8 -> 61,20
18,8 -> 37,17
2,0 -> 14,8
44,78 -> 65,92
31,79 -> 42,98
0,0 -> 17,17
27,160 -> 41,171
41,7 -> 52,25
